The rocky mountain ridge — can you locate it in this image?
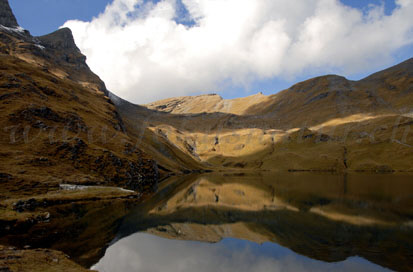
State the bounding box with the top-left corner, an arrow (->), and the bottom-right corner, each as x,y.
146,60 -> 413,121
116,58 -> 413,173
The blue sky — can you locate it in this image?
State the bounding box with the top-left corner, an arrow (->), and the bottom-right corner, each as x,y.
8,0 -> 413,103
9,0 -> 109,36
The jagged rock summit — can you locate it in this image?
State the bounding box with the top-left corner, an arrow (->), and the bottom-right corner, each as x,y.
0,0 -> 19,28
37,28 -> 80,51
0,0 -> 81,53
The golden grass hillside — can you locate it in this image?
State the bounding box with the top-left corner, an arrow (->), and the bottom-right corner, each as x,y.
119,59 -> 413,173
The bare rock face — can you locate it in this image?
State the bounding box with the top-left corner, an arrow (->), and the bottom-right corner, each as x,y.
0,0 -> 19,28
37,28 -> 79,51
36,28 -> 96,84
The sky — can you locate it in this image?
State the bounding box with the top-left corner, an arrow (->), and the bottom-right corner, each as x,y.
9,0 -> 413,104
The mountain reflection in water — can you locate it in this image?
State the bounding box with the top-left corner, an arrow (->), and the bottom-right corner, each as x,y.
93,233 -> 389,272
95,172 -> 413,272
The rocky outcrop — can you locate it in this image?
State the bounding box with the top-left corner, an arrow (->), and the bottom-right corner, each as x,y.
37,28 -> 80,51
0,0 -> 18,28
35,28 -> 109,96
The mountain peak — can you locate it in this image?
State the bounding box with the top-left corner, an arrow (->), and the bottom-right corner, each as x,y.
37,28 -> 79,51
0,0 -> 19,28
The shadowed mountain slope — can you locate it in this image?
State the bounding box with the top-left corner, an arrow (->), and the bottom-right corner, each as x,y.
0,1 -> 162,269
0,2 -> 165,201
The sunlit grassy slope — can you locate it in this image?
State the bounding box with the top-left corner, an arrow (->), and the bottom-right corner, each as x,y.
117,59 -> 413,172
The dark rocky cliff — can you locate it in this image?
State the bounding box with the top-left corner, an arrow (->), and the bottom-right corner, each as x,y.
0,0 -> 18,28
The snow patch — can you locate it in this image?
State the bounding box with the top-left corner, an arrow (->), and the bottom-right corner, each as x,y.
60,184 -> 89,191
59,183 -> 136,193
35,44 -> 45,50
119,188 -> 135,193
0,24 -> 25,33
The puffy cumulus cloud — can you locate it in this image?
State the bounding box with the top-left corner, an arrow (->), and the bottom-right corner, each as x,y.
63,0 -> 413,104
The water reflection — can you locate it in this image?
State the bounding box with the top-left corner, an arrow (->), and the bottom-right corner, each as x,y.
93,233 -> 390,272
0,198 -> 134,267
96,172 -> 413,271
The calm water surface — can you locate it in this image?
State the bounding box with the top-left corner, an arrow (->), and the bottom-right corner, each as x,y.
92,172 -> 413,272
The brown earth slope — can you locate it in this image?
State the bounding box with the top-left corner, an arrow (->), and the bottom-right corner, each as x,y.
0,23 -> 162,199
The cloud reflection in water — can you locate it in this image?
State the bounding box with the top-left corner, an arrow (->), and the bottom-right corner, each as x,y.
93,233 -> 389,272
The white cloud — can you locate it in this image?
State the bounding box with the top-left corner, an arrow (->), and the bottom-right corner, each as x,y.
92,232 -> 386,272
63,0 -> 413,104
